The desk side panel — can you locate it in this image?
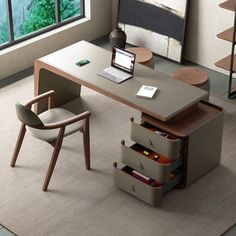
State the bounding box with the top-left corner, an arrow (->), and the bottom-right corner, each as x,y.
185,111 -> 224,186
35,67 -> 81,114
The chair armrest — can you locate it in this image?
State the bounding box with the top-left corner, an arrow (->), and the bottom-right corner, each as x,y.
39,111 -> 91,130
25,90 -> 55,109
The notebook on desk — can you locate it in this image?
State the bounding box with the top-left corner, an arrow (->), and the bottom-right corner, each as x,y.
97,47 -> 136,83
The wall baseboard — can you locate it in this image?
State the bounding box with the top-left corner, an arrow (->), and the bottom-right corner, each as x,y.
0,67 -> 33,89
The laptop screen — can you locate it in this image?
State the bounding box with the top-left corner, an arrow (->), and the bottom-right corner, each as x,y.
111,47 -> 136,74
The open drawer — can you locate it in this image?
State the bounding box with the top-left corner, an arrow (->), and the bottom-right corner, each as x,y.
130,118 -> 183,160
121,141 -> 182,183
113,162 -> 182,206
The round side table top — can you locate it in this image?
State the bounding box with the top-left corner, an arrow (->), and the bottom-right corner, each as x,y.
171,67 -> 208,87
127,47 -> 153,64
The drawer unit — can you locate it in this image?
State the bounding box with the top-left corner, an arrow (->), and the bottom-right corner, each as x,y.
130,118 -> 183,160
114,117 -> 184,205
121,141 -> 182,184
114,162 -> 182,206
114,101 -> 224,205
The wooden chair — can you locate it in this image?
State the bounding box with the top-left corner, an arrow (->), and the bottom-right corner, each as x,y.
10,90 -> 91,191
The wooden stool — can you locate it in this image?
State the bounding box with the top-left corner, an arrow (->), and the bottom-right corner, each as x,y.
127,47 -> 154,69
171,67 -> 210,100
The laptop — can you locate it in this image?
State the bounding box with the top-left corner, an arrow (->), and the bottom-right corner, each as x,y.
97,47 -> 136,83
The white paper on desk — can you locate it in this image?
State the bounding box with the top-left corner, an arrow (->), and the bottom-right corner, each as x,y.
136,85 -> 158,98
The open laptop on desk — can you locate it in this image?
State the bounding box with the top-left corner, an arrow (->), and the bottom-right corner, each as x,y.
97,47 -> 136,83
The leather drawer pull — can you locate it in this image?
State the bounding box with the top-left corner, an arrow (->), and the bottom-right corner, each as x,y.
138,162 -> 144,169
130,185 -> 135,192
146,139 -> 153,146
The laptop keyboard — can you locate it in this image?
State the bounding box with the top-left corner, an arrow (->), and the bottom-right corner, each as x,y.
102,72 -> 119,82
97,66 -> 131,83
105,67 -> 129,78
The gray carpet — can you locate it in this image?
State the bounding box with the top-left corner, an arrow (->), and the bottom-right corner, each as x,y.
1,75 -> 236,236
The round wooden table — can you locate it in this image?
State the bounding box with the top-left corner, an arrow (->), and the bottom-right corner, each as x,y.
171,67 -> 210,100
127,47 -> 154,69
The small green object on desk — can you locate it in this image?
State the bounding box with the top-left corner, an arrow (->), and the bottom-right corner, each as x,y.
76,59 -> 90,66
143,151 -> 149,156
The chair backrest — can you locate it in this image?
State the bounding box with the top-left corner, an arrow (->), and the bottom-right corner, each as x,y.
15,102 -> 44,127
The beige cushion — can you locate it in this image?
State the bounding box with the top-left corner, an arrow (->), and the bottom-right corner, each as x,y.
27,108 -> 83,141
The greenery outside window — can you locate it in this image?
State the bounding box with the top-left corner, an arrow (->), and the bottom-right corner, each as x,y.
0,0 -> 84,49
0,1 -> 9,45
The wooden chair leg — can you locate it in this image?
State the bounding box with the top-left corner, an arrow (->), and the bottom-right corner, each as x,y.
42,127 -> 65,191
10,124 -> 26,167
83,117 -> 90,170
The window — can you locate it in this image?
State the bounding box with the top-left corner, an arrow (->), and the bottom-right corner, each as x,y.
0,0 -> 84,49
0,1 -> 9,45
60,0 -> 82,21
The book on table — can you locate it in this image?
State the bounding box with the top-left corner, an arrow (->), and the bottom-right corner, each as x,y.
136,85 -> 158,98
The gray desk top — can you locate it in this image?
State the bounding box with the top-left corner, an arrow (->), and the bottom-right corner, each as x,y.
38,40 -> 207,122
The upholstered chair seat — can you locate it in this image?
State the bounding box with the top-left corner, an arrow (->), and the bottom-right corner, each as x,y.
27,108 -> 83,142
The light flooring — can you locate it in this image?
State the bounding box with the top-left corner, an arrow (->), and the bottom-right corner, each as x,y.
1,36 -> 236,235
1,72 -> 236,236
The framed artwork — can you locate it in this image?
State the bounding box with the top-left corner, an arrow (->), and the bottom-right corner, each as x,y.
118,0 -> 189,63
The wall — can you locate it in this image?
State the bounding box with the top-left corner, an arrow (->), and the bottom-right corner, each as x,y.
1,0 -> 233,80
112,0 -> 119,28
0,0 -> 112,81
112,0 -> 233,75
184,0 -> 233,75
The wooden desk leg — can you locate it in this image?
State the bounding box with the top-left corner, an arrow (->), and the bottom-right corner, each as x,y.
34,60 -> 81,114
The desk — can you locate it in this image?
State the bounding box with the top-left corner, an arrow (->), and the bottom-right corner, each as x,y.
34,40 -> 207,121
34,41 -> 224,205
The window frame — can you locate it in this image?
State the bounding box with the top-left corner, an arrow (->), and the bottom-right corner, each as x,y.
1,0 -> 84,50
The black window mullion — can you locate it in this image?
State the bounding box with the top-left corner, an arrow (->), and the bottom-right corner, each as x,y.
5,0 -> 14,42
80,0 -> 84,16
55,0 -> 61,23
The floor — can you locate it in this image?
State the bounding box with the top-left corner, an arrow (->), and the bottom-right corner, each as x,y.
2,74 -> 236,236
1,36 -> 236,235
